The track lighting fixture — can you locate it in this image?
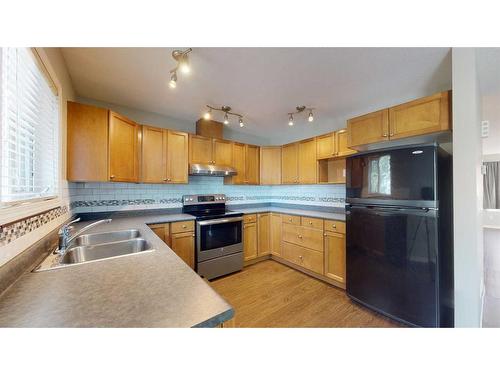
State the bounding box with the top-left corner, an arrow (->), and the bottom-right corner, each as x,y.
168,48 -> 192,89
287,106 -> 315,126
203,105 -> 245,127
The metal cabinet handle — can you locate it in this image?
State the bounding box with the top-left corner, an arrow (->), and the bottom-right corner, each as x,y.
309,221 -> 313,225
163,178 -> 167,181
383,133 -> 388,137
298,234 -> 303,239
182,225 -> 187,228
110,175 -> 115,179
389,133 -> 394,136
332,224 -> 336,228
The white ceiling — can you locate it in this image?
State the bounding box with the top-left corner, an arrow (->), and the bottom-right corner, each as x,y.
61,47 -> 452,144
477,48 -> 500,96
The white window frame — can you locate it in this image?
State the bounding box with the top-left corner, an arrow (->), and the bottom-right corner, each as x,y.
0,48 -> 64,225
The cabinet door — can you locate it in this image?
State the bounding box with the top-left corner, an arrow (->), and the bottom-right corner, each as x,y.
298,138 -> 317,184
148,223 -> 171,246
67,101 -> 109,182
243,222 -> 258,261
335,129 -> 357,157
213,139 -> 233,166
142,126 -> 167,183
109,111 -> 140,182
230,143 -> 246,184
245,145 -> 260,185
171,231 -> 195,269
389,91 -> 450,140
189,134 -> 213,164
257,213 -> 270,255
281,142 -> 298,184
316,133 -> 335,159
270,213 -> 282,257
167,131 -> 189,183
260,146 -> 282,185
324,231 -> 346,285
347,109 -> 389,148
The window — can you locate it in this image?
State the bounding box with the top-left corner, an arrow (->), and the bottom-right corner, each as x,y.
368,155 -> 391,195
0,48 -> 59,204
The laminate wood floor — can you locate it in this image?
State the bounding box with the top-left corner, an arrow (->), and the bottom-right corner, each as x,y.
210,260 -> 401,328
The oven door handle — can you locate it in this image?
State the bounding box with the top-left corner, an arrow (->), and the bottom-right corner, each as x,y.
197,216 -> 243,226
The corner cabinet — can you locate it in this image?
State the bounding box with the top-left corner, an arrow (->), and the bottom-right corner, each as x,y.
108,111 -> 140,182
260,146 -> 282,185
281,142 -> 299,184
297,138 -> 317,184
225,143 -> 260,185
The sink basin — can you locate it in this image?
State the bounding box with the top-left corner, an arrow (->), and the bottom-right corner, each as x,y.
73,229 -> 141,246
60,238 -> 152,265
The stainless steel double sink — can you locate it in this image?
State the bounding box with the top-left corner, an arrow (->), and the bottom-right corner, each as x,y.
34,229 -> 154,272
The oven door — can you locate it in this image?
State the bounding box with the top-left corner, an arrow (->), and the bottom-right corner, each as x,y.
196,217 -> 243,262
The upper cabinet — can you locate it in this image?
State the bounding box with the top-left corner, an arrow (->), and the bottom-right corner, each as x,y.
316,132 -> 335,159
213,139 -> 233,166
347,109 -> 390,148
347,91 -> 451,149
388,91 -> 450,140
281,142 -> 299,184
67,101 -> 109,182
335,129 -> 357,157
166,131 -> 189,183
225,143 -> 260,185
189,134 -> 213,164
260,146 -> 282,185
108,112 -> 140,182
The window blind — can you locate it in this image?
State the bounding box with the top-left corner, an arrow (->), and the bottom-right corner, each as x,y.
0,48 -> 59,204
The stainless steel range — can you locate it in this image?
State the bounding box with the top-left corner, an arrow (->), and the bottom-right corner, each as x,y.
182,194 -> 243,280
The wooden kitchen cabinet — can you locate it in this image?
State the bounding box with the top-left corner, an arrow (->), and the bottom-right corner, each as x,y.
245,145 -> 260,185
270,213 -> 282,257
324,230 -> 346,287
260,146 -> 282,185
281,142 -> 299,184
316,132 -> 336,159
335,129 -> 357,157
388,91 -> 450,140
108,111 -> 140,182
148,223 -> 171,246
166,131 -> 189,183
213,138 -> 233,166
171,231 -> 195,269
318,158 -> 346,184
282,222 -> 324,252
257,213 -> 271,255
67,101 -> 109,182
243,221 -> 258,261
282,241 -> 324,275
189,134 -> 213,164
298,138 -> 317,184
142,126 -> 188,183
347,109 -> 390,148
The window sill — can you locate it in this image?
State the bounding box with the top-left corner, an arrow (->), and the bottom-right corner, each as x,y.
0,197 -> 64,226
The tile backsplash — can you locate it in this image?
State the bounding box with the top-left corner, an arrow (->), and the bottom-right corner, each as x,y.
69,176 -> 346,213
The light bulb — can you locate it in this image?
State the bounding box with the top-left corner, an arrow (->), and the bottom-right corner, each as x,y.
239,118 -> 244,127
179,56 -> 190,74
204,109 -> 211,120
169,72 -> 177,88
308,111 -> 314,122
223,113 -> 229,125
288,114 -> 294,126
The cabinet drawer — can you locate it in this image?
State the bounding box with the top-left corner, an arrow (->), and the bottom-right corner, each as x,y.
301,216 -> 324,230
243,214 -> 257,224
283,241 -> 324,274
324,220 -> 345,234
171,220 -> 194,234
282,223 -> 324,252
282,214 -> 300,226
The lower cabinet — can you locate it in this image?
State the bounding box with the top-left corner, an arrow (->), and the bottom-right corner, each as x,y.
257,213 -> 270,255
243,216 -> 258,261
270,213 -> 282,256
149,220 -> 194,269
282,241 -> 324,275
324,230 -> 346,285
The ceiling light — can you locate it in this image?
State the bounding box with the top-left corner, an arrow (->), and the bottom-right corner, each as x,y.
179,55 -> 190,74
239,117 -> 244,127
224,113 -> 229,125
204,108 -> 211,120
169,72 -> 177,88
286,106 -> 315,127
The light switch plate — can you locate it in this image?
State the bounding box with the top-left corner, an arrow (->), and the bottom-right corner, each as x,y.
481,121 -> 490,138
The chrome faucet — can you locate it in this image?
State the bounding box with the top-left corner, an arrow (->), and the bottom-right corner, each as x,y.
57,218 -> 112,255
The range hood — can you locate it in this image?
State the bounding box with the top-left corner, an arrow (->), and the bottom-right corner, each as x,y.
189,163 -> 237,176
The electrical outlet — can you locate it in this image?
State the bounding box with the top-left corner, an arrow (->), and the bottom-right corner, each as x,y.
481,121 -> 490,138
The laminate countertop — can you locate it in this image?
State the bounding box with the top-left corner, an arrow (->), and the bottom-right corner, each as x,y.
230,205 -> 346,221
0,213 -> 233,328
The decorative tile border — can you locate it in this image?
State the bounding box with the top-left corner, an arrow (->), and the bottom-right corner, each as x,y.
0,205 -> 69,246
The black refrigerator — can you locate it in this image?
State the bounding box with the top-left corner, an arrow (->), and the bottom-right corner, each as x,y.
345,144 -> 454,327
